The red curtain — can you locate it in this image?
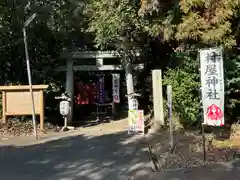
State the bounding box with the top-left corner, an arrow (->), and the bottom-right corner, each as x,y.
74,83 -> 97,105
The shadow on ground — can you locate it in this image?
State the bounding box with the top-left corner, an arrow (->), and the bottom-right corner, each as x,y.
0,131 -> 152,180
148,163 -> 240,180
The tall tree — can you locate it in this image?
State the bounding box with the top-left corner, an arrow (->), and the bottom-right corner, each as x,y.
140,0 -> 240,125
85,0 -> 145,108
140,0 -> 240,50
0,0 -> 89,85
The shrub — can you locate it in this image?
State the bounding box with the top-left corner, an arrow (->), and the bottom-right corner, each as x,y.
163,52 -> 201,127
163,50 -> 240,127
223,53 -> 240,122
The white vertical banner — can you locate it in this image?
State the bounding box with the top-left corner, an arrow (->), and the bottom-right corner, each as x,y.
112,73 -> 120,103
199,48 -> 224,126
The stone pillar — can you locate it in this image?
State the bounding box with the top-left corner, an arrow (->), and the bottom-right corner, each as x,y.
66,57 -> 74,125
152,69 -> 164,126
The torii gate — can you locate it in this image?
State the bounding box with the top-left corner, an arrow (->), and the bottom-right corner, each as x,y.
56,50 -> 143,125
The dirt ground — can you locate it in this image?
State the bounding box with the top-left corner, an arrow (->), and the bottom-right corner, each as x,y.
146,124 -> 240,171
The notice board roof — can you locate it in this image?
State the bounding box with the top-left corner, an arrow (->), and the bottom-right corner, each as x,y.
0,85 -> 48,91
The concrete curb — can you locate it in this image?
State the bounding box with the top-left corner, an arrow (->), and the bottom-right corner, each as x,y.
144,136 -> 163,172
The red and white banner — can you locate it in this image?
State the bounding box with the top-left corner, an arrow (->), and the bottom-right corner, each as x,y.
200,48 -> 224,126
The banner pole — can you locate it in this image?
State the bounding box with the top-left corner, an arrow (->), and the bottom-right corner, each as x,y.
198,51 -> 207,162
202,123 -> 206,161
167,85 -> 174,153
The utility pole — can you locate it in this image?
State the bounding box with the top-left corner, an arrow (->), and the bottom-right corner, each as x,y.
23,4 -> 38,138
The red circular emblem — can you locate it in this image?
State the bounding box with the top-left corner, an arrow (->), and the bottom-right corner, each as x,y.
207,104 -> 223,121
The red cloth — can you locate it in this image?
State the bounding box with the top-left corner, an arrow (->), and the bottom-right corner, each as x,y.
75,83 -> 97,105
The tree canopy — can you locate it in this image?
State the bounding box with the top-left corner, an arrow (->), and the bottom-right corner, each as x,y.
0,0 -> 240,125
85,0 -> 146,54
0,0 -> 90,84
140,0 -> 240,50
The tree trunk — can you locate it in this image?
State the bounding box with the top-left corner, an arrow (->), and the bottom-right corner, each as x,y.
124,56 -> 135,110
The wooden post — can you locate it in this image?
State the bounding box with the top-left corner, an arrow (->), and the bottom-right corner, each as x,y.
39,90 -> 44,131
152,70 -> 164,126
2,91 -> 6,123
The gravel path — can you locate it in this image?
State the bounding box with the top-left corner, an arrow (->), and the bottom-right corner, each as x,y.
0,120 -> 152,180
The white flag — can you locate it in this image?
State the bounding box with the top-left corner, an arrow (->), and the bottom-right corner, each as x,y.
200,48 -> 224,126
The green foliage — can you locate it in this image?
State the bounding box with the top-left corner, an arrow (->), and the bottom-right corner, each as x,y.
163,51 -> 240,127
139,0 -> 240,127
163,52 -> 201,127
141,0 -> 240,49
0,0 -> 88,123
223,53 -> 240,121
0,0 -> 90,85
85,0 -> 143,51
0,0 -> 239,128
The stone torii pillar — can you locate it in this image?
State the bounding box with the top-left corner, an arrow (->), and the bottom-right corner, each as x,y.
65,57 -> 74,125
152,69 -> 164,126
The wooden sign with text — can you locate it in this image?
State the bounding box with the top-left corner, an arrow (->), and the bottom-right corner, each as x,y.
0,85 -> 48,131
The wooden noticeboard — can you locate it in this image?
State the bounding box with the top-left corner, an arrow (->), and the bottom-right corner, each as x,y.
0,85 -> 48,131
